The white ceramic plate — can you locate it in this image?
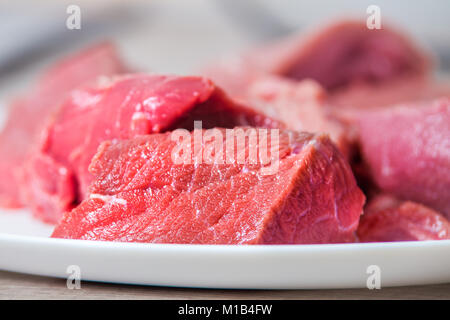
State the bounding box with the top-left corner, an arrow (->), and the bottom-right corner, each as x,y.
0,209 -> 449,289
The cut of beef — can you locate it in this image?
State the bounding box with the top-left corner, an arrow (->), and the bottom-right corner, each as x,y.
203,20 -> 429,99
363,193 -> 404,213
329,77 -> 450,111
271,21 -> 429,91
202,20 -> 434,167
51,129 -> 365,244
247,76 -> 351,158
358,194 -> 450,242
25,74 -> 281,223
358,99 -> 450,218
327,78 -> 450,132
0,42 -> 127,208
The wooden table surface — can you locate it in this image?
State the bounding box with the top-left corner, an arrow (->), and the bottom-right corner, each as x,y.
0,270 -> 449,299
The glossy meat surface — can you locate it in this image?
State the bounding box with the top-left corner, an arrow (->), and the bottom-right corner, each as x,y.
203,20 -> 429,99
358,99 -> 450,218
358,194 -> 450,242
247,76 -> 351,158
0,42 -> 126,208
52,129 -> 365,244
26,74 -> 279,223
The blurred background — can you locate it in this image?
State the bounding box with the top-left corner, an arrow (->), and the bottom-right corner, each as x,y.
1,0 -> 450,119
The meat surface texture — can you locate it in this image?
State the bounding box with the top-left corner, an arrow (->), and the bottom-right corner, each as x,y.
52,129 -> 365,244
358,99 -> 450,218
0,42 -> 127,208
329,77 -> 450,111
247,76 -> 351,158
358,194 -> 450,242
202,20 -> 438,167
203,20 -> 429,99
25,74 -> 280,223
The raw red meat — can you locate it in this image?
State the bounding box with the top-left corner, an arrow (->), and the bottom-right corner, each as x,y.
203,20 -> 429,99
246,76 -> 351,158
25,74 -> 281,223
202,20 -> 435,167
51,129 -> 365,244
0,42 -> 127,207
327,78 -> 450,132
363,193 -> 404,213
358,194 -> 450,242
329,77 -> 450,111
358,99 -> 450,218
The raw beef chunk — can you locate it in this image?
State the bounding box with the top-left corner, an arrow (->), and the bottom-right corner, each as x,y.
25,74 -> 280,223
247,76 -> 350,158
52,129 -> 365,244
274,21 -> 429,91
203,20 -> 429,99
358,99 -> 450,218
329,77 -> 450,111
202,20 -> 436,166
358,194 -> 450,242
0,42 -> 127,207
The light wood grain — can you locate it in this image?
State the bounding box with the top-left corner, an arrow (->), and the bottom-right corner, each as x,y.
0,271 -> 449,300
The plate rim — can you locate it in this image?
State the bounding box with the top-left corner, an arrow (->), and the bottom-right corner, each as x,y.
2,232 -> 450,252
2,233 -> 450,289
